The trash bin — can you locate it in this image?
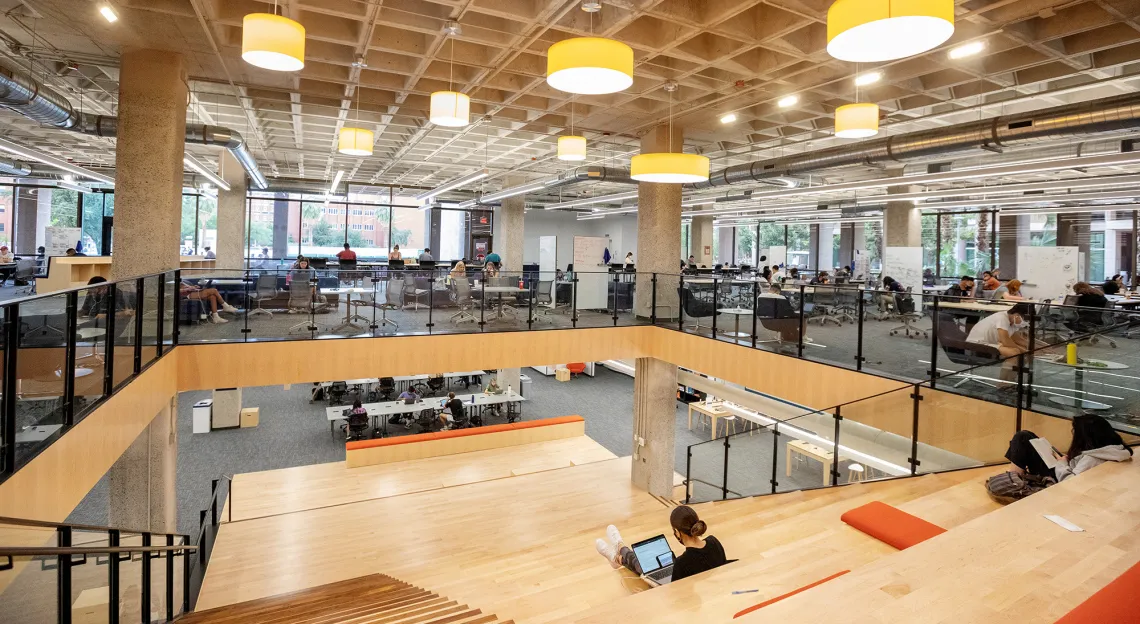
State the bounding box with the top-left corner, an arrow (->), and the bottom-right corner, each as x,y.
192,399 -> 213,434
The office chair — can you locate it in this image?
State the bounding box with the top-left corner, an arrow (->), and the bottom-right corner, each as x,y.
450,278 -> 477,325
377,377 -> 396,401
679,286 -> 717,332
327,381 -> 348,406
247,274 -> 279,318
341,412 -> 370,441
287,278 -> 322,334
807,287 -> 843,326
566,362 -> 587,378
12,258 -> 35,295
427,375 -> 445,395
1068,308 -> 1121,348
889,290 -> 928,339
756,296 -> 802,352
935,313 -> 1001,389
382,276 -> 403,309
833,287 -> 858,323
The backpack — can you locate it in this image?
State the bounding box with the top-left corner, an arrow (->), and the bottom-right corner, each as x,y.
986,471 -> 1055,504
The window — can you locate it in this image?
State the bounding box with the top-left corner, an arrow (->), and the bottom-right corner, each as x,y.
787,224 -> 810,268
864,221 -> 883,273
735,224 -> 756,266
1029,214 -> 1057,246
921,214 -> 938,274
301,201 -> 347,257
439,209 -> 465,260
0,186 -> 12,247
81,192 -> 105,255
680,222 -> 690,257
391,207 -> 426,257
939,212 -> 994,276
245,196 -> 298,259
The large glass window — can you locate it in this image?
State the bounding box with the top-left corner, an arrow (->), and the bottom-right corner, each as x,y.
351,205 -> 390,258
787,224 -> 810,268
80,193 -> 105,255
735,224 -> 756,266
301,201 -> 347,258
939,212 -> 996,276
391,207 -> 426,258
921,214 -> 938,274
1029,214 -> 1057,246
864,221 -> 883,273
439,209 -> 465,260
681,222 -> 690,258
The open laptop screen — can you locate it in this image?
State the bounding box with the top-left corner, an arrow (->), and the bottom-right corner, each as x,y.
631,535 -> 675,573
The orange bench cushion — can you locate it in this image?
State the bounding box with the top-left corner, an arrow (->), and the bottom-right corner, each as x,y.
732,571 -> 850,618
1055,560 -> 1140,623
346,415 -> 584,451
840,501 -> 946,550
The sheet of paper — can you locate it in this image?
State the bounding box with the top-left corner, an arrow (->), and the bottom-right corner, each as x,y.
1030,437 -> 1061,468
1044,515 -> 1084,532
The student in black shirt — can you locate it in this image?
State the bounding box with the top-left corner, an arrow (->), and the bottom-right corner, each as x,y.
1102,275 -> 1122,295
594,505 -> 728,583
945,275 -> 976,299
1073,282 -> 1109,325
439,392 -> 467,430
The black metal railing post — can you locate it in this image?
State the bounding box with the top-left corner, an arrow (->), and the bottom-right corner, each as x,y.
797,285 -> 806,358
133,277 -> 144,374
1015,353 -> 1025,431
611,272 -> 619,326
165,534 -> 175,622
2,303 -> 17,475
929,295 -> 940,386
369,276 -> 380,331
650,273 -> 658,324
855,291 -> 865,370
721,434 -> 730,501
240,275 -> 251,338
182,538 -> 191,614
571,277 -> 579,328
770,422 -> 780,494
478,279 -> 486,330
63,290 -> 79,427
103,284 -> 116,396
528,277 -> 535,330
141,532 -> 151,624
712,277 -> 719,337
909,384 -> 922,475
751,283 -> 758,349
58,526 -> 72,624
1026,307 -> 1036,410
210,478 -> 219,527
830,406 -> 843,486
684,446 -> 692,505
427,276 -> 435,332
108,529 -> 120,624
172,270 -> 181,346
678,274 -> 685,333
155,277 -> 165,358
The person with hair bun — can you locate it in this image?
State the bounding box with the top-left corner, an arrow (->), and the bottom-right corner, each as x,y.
594,505 -> 728,583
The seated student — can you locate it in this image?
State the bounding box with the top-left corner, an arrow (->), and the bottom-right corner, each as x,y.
1054,414 -> 1132,481
450,259 -> 467,279
809,271 -> 830,285
966,302 -> 1035,384
291,254 -> 307,269
879,276 -> 905,312
419,248 -> 434,262
594,506 -> 727,582
945,275 -> 976,299
1073,281 -> 1109,325
484,378 -> 504,395
787,267 -> 800,281
1101,274 -> 1122,296
336,243 -> 357,261
988,430 -> 1059,503
180,280 -> 237,324
922,268 -> 936,287
994,279 -> 1025,301
79,276 -> 134,337
439,391 -> 466,429
397,387 -> 420,402
981,270 -> 1000,292
484,262 -> 500,279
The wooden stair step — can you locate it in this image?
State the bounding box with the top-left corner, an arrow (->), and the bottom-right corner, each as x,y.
295,595 -> 452,624
252,587 -> 433,624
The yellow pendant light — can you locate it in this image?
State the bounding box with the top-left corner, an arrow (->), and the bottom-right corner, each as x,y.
242,13 -> 305,72
339,127 -> 373,156
547,37 -> 634,95
630,82 -> 709,184
558,136 -> 587,161
834,103 -> 879,139
826,0 -> 954,62
430,25 -> 470,127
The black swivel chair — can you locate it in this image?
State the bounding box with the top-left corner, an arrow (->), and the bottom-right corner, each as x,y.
377,377 -> 396,401
679,287 -> 717,332
427,376 -> 446,396
756,296 -> 802,350
341,412 -> 370,441
327,381 -> 348,405
936,313 -> 1002,388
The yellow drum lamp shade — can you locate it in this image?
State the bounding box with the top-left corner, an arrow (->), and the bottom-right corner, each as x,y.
558,136 -> 588,161
338,127 -> 374,156
430,91 -> 470,127
546,37 -> 634,95
630,153 -> 710,184
242,13 -> 306,72
826,0 -> 954,62
834,103 -> 879,139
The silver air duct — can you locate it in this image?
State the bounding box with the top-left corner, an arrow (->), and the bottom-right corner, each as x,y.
0,66 -> 268,189
467,166 -> 634,207
693,93 -> 1140,189
0,155 -> 31,176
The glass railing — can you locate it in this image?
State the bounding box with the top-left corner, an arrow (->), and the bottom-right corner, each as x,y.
0,516 -> 194,623
3,267 -> 1137,487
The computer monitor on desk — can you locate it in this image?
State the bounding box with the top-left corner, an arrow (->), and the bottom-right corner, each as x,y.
308,258 -> 328,269
389,259 -> 405,270
418,260 -> 436,270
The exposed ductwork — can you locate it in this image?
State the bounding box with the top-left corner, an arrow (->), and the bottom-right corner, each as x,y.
0,155 -> 31,176
464,165 -> 635,207
693,93 -> 1140,189
0,66 -> 268,190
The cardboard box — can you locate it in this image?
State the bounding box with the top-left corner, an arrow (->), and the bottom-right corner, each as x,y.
72,587 -> 109,624
240,407 -> 259,428
555,368 -> 571,382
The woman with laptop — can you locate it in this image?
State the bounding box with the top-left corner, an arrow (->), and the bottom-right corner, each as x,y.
594,505 -> 728,585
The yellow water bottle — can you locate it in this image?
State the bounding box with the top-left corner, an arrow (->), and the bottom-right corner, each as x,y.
1066,342 -> 1078,365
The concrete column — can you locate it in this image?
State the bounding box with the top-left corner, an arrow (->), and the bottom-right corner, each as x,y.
14,186 -> 42,255
884,170 -> 920,248
109,396 -> 177,532
689,206 -> 713,266
1057,213 -> 1092,281
808,224 -> 820,270
111,49 -> 187,280
214,151 -> 248,270
634,123 -> 683,319
998,214 -> 1029,277
272,193 -> 290,259
496,368 -> 521,395
838,223 -> 855,267
494,177 -> 525,273
631,357 -> 678,497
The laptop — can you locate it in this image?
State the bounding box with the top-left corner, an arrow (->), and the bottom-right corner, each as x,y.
631,534 -> 676,587
404,397 -> 417,405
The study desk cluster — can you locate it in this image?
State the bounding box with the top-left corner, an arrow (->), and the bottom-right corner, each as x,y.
318,371 -> 488,393
325,390 -> 526,437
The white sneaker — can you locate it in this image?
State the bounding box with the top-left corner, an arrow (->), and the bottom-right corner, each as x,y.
210,312 -> 229,324
595,538 -> 619,569
221,303 -> 239,314
606,525 -> 624,549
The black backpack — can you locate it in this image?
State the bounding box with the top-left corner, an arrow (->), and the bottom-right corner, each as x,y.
986,471 -> 1055,504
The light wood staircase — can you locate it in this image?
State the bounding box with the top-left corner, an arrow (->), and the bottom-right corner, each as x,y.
179,573 -> 510,624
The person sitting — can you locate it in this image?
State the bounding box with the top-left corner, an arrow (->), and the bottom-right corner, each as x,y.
484,378 -> 504,395
397,387 -> 420,402
922,268 -> 936,287
981,270 -> 1000,292
594,505 -> 727,583
439,391 -> 467,429
291,254 -> 308,269
180,280 -> 236,324
336,243 -> 357,261
1054,414 -> 1132,482
484,262 -> 500,279
1073,281 -> 1109,325
0,246 -> 14,285
1101,274 -> 1122,296
388,245 -> 402,261
945,275 -> 976,299
419,248 -> 434,262
79,276 -> 134,337
788,267 -> 800,281
809,271 -> 830,285
203,245 -> 216,259
993,279 -> 1025,301
450,259 -> 467,279
966,302 -> 1034,384
880,276 -> 905,312
65,247 -> 78,257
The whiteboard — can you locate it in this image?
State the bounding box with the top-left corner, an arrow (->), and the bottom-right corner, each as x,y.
538,235 -> 557,275
45,227 -> 81,256
1017,246 -> 1078,301
766,245 -> 787,268
884,246 -> 924,309
573,236 -> 609,310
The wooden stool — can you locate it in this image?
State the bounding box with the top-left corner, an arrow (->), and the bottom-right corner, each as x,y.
847,463 -> 865,483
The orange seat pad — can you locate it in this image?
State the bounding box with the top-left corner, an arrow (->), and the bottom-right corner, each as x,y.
840,501 -> 946,550
1055,560 -> 1140,624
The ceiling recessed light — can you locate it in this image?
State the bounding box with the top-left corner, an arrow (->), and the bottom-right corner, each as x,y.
99,5 -> 118,22
720,113 -> 737,124
778,95 -> 798,108
854,71 -> 881,86
948,41 -> 985,59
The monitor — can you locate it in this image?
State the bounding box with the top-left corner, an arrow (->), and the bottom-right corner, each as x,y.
631,535 -> 675,573
308,257 -> 328,269
389,259 -> 405,269
523,263 -> 540,273
419,260 -> 436,270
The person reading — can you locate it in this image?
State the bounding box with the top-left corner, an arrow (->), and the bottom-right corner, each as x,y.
594,505 -> 727,584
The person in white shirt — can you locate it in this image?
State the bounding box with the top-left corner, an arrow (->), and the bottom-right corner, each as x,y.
203,246 -> 216,259
624,252 -> 634,267
966,302 -> 1034,384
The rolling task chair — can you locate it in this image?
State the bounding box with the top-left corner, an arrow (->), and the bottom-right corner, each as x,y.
935,313 -> 1002,389
889,290 -> 928,339
341,412 -> 369,441
247,274 -> 279,318
377,377 -> 396,401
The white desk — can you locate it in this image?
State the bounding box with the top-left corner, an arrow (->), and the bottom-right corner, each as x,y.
482,286 -> 527,320
325,390 -> 526,435
717,307 -> 753,338
320,287 -> 373,330
15,424 -> 63,443
1105,294 -> 1140,308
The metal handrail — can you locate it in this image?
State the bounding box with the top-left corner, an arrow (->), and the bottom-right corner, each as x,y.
0,515 -> 191,541
0,545 -> 196,556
